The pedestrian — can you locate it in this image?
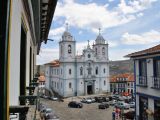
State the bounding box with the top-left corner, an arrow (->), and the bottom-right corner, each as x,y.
115,107 -> 119,119
112,110 -> 116,120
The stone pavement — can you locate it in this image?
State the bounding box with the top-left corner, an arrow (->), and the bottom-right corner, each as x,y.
27,105 -> 41,120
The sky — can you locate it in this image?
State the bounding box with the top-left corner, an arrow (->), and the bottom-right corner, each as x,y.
37,0 -> 160,65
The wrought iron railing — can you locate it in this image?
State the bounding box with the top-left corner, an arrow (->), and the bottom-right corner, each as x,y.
152,77 -> 160,89
138,76 -> 147,87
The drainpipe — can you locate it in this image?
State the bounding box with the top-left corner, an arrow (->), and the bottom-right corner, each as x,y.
75,56 -> 77,96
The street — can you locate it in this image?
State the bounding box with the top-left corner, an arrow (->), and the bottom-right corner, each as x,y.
40,98 -> 115,120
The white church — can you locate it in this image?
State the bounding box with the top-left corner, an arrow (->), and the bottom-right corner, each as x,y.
45,27 -> 110,97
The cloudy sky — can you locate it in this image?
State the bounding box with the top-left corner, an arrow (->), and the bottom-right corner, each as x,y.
37,0 -> 160,65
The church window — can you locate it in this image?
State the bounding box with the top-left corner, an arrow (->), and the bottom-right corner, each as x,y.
88,54 -> 91,58
68,45 -> 71,53
103,68 -> 106,73
80,67 -> 83,75
95,48 -> 97,55
69,82 -> 72,88
104,80 -> 106,86
88,63 -> 92,75
61,69 -> 62,75
96,67 -> 98,75
102,47 -> 105,55
69,69 -> 71,75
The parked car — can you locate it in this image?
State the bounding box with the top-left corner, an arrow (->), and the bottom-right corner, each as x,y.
115,102 -> 130,109
90,98 -> 96,103
98,102 -> 109,109
40,108 -> 53,119
85,98 -> 92,104
38,103 -> 46,111
109,100 -> 117,106
129,102 -> 135,108
44,113 -> 59,120
68,101 -> 83,108
43,95 -> 50,99
50,96 -> 58,101
123,110 -> 135,119
81,98 -> 87,103
95,97 -> 104,103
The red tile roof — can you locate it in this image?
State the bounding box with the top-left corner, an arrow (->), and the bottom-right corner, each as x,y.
110,73 -> 134,83
125,44 -> 160,58
45,60 -> 60,67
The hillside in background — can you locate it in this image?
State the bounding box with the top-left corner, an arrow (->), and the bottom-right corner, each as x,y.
109,59 -> 134,76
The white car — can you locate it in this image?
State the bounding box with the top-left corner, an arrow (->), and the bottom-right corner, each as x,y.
129,102 -> 135,108
86,98 -> 92,104
115,102 -> 130,109
50,96 -> 58,101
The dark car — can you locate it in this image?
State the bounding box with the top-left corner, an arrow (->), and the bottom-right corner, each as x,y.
68,101 -> 83,108
95,97 -> 104,103
123,111 -> 135,119
98,102 -> 109,109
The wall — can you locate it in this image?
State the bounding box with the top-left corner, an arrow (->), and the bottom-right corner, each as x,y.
9,0 -> 21,105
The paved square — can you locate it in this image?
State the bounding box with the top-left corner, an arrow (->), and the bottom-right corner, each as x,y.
40,98 -> 117,120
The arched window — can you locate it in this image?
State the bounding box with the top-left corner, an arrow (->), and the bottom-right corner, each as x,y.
69,69 -> 71,75
95,48 -> 97,55
88,54 -> 91,58
68,45 -> 71,53
80,67 -> 83,75
88,63 -> 91,75
104,80 -> 106,85
96,67 -> 98,75
103,68 -> 106,73
102,47 -> 105,55
69,82 -> 72,88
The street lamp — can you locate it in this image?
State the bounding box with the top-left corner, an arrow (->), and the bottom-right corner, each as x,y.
44,39 -> 54,44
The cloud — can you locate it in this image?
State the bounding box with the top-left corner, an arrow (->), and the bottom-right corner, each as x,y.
121,30 -> 160,45
117,0 -> 157,14
78,31 -> 82,35
108,0 -> 114,2
54,0 -> 137,33
36,48 -> 59,65
137,12 -> 144,17
48,26 -> 65,41
109,48 -> 137,60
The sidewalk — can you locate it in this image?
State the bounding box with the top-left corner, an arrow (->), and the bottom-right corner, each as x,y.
27,105 -> 41,120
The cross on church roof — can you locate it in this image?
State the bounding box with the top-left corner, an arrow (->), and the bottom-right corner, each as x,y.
99,28 -> 101,35
66,23 -> 69,31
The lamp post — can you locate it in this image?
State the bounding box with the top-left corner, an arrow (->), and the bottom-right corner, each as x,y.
44,39 -> 54,44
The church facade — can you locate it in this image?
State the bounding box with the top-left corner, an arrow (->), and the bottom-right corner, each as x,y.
45,28 -> 110,97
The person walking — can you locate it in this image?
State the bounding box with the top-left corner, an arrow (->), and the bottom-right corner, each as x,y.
112,109 -> 116,120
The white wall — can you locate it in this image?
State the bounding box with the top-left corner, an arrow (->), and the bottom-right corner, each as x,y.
9,0 -> 21,105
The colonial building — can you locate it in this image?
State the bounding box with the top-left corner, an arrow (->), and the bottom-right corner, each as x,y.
110,73 -> 134,96
126,44 -> 160,120
45,28 -> 110,97
0,0 -> 57,119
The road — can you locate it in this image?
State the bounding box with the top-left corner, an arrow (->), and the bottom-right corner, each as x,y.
40,98 -> 115,120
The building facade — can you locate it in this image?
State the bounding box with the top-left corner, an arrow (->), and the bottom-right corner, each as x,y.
45,29 -> 110,97
127,44 -> 160,120
0,0 -> 57,119
110,73 -> 134,95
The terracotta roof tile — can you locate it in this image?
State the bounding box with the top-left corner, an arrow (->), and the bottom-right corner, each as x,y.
110,73 -> 134,83
45,59 -> 60,67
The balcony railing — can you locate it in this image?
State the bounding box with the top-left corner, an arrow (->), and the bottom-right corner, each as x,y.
138,76 -> 148,87
152,77 -> 160,89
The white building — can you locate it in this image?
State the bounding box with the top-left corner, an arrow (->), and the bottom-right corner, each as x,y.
110,73 -> 134,96
0,0 -> 57,119
126,44 -> 160,120
45,28 -> 110,97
